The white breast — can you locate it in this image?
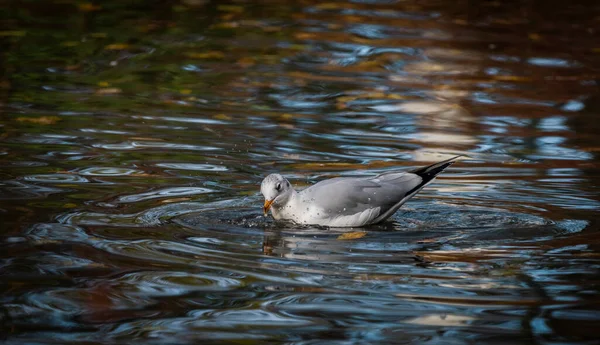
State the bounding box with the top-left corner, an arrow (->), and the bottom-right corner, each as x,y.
270,191 -> 382,227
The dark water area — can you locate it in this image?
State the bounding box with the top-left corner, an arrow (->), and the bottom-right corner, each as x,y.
1,0 -> 600,344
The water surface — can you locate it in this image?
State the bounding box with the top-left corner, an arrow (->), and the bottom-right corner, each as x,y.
1,0 -> 600,344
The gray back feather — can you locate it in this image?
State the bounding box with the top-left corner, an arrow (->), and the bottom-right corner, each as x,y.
299,172 -> 422,218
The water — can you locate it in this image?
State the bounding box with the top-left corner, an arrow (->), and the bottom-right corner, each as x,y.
1,1 -> 600,344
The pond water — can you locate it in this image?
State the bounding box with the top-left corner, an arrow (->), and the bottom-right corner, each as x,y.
1,1 -> 600,344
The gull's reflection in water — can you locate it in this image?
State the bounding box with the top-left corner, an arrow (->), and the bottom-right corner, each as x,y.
260,221 -> 439,268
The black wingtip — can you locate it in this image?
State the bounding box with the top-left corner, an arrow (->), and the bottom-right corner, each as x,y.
401,155 -> 462,198
369,155 -> 464,224
410,155 -> 462,181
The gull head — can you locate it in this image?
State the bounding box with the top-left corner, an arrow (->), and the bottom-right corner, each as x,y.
260,173 -> 292,216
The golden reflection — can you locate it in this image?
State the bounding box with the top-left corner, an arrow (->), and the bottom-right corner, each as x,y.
404,314 -> 476,326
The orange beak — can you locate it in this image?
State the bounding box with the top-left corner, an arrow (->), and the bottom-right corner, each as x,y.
263,199 -> 274,216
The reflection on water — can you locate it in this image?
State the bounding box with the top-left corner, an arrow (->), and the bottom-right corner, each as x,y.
1,0 -> 599,344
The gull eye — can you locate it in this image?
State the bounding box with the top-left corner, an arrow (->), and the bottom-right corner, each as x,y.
275,183 -> 281,191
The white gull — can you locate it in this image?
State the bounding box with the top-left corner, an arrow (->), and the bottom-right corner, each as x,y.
260,156 -> 461,227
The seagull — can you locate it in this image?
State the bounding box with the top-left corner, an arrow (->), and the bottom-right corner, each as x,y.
260,156 -> 461,227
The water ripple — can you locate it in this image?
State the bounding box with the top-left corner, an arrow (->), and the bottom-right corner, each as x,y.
23,174 -> 89,183
117,187 -> 215,203
77,167 -> 141,176
0,180 -> 65,200
94,141 -> 221,151
114,270 -> 243,295
26,223 -> 90,242
2,1 -> 600,344
155,163 -> 228,171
